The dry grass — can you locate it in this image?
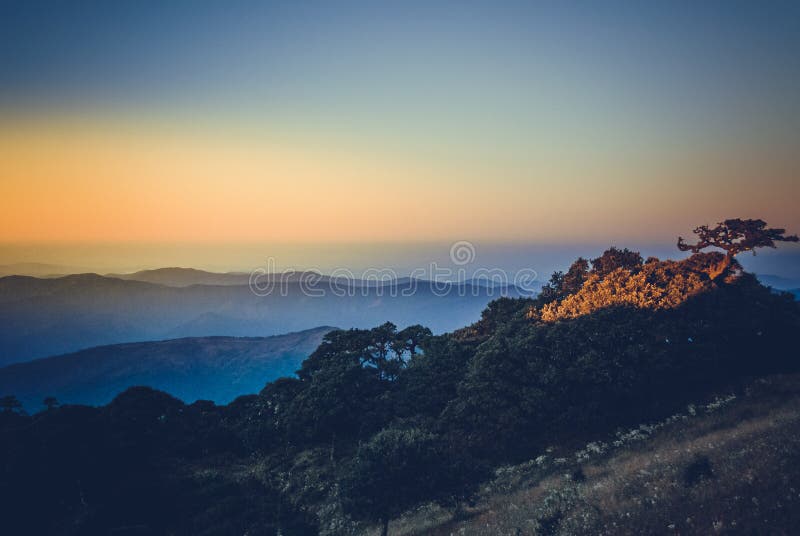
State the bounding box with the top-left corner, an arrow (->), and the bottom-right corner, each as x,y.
367,374 -> 800,535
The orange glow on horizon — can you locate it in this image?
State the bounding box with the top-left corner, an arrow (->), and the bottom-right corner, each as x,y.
1,116 -> 798,246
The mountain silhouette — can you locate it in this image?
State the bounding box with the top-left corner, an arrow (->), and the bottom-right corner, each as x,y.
0,326 -> 334,410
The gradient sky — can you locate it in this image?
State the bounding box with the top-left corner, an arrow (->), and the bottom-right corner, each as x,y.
1,1 -> 798,270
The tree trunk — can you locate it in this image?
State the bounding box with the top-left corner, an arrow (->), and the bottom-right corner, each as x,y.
708,253 -> 733,281
381,517 -> 389,536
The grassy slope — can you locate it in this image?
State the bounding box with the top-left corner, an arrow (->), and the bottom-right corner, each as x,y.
374,374 -> 800,535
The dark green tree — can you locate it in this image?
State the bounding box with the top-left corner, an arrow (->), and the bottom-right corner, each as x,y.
538,270 -> 565,303
289,348 -> 382,454
391,324 -> 432,362
43,396 -> 59,411
539,257 -> 590,303
1,395 -> 23,414
288,324 -> 432,453
590,247 -> 643,277
397,335 -> 473,418
339,427 -> 441,536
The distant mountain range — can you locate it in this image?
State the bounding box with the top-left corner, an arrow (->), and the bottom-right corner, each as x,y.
1,267 -> 793,369
0,272 -> 526,365
105,267 -> 530,290
0,326 -> 333,410
753,274 -> 800,300
755,273 -> 800,291
105,267 -> 253,286
0,262 -> 90,278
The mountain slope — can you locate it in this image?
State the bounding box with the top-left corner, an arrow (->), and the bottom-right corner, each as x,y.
0,326 -> 334,410
380,374 -> 800,535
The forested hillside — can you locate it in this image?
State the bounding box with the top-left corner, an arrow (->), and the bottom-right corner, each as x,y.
1,237 -> 798,535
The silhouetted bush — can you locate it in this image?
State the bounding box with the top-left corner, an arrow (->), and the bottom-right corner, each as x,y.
684,455 -> 714,486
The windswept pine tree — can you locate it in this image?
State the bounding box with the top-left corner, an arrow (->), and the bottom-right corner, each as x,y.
678,218 -> 798,280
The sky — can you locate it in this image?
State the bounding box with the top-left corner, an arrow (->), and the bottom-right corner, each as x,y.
1,1 -> 798,272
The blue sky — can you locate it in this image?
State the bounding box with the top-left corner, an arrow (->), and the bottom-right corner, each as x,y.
3,1 -> 798,142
